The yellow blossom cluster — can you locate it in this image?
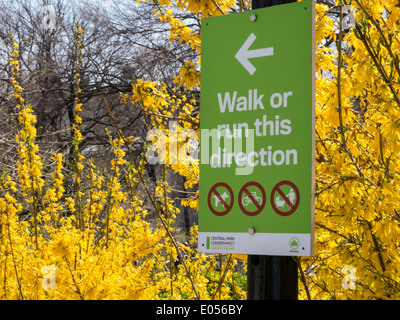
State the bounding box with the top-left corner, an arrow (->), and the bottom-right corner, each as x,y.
299,0 -> 400,300
0,26 -> 245,300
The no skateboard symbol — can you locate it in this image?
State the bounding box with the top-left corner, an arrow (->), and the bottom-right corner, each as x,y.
270,180 -> 300,216
238,181 -> 266,216
207,182 -> 234,216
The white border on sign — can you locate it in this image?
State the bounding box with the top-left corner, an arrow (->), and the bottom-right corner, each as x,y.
198,232 -> 312,256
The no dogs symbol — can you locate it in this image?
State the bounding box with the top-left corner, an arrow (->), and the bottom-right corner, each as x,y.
270,180 -> 300,216
207,182 -> 234,216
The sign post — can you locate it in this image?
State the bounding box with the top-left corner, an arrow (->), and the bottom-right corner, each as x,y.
198,0 -> 315,299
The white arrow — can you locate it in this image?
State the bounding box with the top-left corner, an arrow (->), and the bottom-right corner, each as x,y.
235,33 -> 274,75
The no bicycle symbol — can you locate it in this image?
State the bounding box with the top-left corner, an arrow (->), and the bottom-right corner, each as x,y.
207,182 -> 234,216
238,181 -> 266,216
270,180 -> 300,216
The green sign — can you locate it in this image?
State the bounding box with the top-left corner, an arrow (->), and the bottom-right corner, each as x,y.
198,0 -> 315,256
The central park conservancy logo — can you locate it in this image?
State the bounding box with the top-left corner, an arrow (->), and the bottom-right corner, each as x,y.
206,236 -> 235,251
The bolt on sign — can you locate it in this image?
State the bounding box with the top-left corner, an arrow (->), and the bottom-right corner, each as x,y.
198,0 -> 315,256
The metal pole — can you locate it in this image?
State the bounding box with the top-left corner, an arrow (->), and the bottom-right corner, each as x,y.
247,0 -> 298,300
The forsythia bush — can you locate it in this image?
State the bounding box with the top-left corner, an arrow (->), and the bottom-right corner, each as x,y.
0,26 -> 246,300
1,0 -> 400,300
302,0 -> 400,299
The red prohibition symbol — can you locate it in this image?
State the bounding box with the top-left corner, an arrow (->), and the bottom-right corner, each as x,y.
207,182 -> 234,216
270,180 -> 300,216
238,181 -> 266,216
